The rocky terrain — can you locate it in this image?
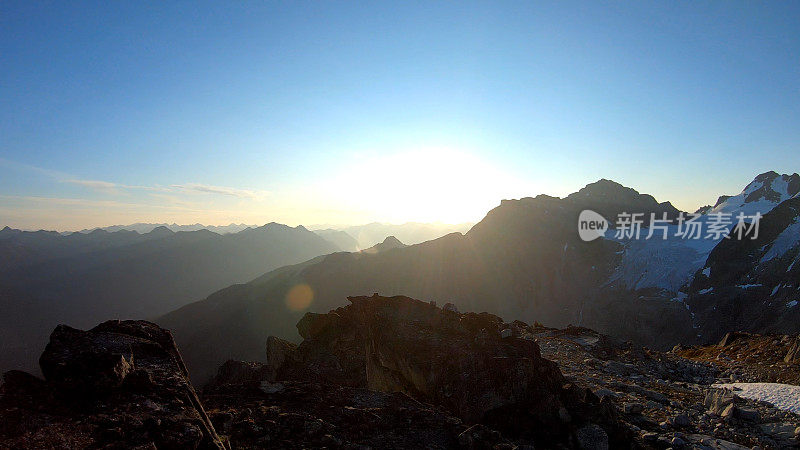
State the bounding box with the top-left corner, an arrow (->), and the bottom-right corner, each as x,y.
2,295 -> 800,449
677,332 -> 800,387
532,327 -> 800,449
0,320 -> 225,449
199,295 -> 800,449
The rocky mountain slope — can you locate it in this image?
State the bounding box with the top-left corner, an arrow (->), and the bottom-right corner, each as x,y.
677,331 -> 800,386
684,195 -> 800,343
6,295 -> 799,449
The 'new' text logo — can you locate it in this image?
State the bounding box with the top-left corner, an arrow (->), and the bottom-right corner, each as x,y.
578,210 -> 609,242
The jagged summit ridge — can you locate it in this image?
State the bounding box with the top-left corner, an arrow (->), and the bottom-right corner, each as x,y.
710,171 -> 800,216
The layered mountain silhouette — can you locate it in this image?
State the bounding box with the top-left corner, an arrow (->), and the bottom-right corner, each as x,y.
78,222 -> 254,234
333,222 -> 473,249
4,172 -> 798,384
312,229 -> 361,252
311,223 -> 472,251
158,172 -> 800,382
0,223 -> 340,374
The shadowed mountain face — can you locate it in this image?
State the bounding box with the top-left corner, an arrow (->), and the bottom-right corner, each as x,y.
159,183 -> 702,382
0,223 -> 339,374
685,196 -> 800,342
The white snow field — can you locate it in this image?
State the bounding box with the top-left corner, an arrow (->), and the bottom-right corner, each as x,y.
603,173 -> 799,292
714,383 -> 800,415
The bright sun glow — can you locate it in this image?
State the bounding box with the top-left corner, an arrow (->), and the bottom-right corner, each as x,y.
322,148 -> 535,224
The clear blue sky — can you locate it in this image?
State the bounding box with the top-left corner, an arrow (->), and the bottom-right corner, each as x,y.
1,1 -> 798,229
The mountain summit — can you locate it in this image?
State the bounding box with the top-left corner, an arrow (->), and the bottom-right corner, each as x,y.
565,178 -> 681,222
710,171 -> 800,216
361,235 -> 407,254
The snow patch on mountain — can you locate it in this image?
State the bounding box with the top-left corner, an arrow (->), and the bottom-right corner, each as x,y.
760,218 -> 800,263
714,383 -> 800,415
603,219 -> 722,291
604,172 -> 799,293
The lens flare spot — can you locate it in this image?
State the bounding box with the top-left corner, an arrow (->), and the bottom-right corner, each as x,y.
285,283 -> 314,311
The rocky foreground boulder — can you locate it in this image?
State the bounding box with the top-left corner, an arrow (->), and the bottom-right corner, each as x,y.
207,294 -> 631,448
0,320 -> 225,449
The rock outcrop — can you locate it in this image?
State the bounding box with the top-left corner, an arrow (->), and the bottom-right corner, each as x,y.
234,294 -> 630,447
0,320 -> 226,449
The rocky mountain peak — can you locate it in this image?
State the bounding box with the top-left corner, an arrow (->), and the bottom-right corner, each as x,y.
381,235 -> 403,246
711,171 -> 800,216
563,179 -> 681,222
148,225 -> 174,236
360,235 -> 407,254
744,172 -> 800,203
568,178 -> 643,202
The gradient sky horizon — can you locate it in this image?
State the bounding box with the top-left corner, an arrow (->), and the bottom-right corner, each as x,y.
1,1 -> 799,230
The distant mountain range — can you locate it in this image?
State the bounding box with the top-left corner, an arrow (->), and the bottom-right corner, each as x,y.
158,171 -> 800,381
78,222 -> 254,235
339,222 -> 473,249
0,223 -> 340,374
73,221 -> 473,252
313,222 -> 473,250
0,220 -> 473,375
